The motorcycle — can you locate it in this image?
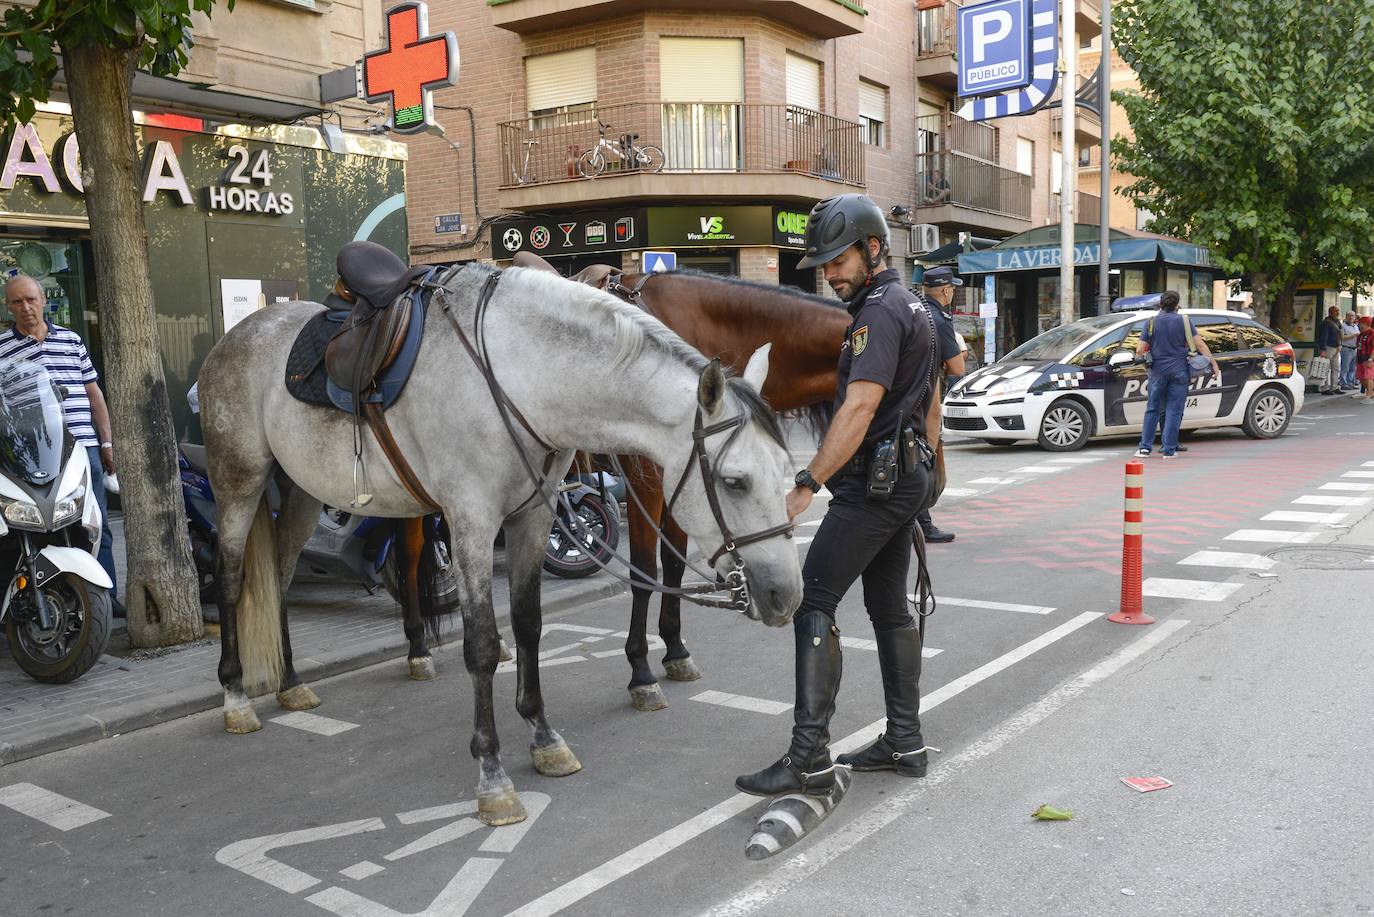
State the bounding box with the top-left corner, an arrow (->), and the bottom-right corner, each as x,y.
0,359 -> 112,683
542,477 -> 622,579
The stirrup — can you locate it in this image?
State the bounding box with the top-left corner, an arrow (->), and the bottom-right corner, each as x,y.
351,452 -> 374,507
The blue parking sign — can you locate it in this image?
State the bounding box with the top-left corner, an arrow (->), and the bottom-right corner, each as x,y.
958,0 -> 1032,97
643,250 -> 677,273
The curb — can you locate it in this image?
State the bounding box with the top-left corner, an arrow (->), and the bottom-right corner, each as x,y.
0,577 -> 628,768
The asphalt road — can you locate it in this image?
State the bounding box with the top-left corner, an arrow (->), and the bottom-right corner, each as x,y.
4,402 -> 1374,917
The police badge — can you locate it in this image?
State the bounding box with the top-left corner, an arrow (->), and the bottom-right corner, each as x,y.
851,325 -> 868,356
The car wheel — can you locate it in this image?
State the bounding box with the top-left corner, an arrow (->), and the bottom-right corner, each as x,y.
1242,387 -> 1292,439
982,439 -> 1016,447
1037,400 -> 1092,451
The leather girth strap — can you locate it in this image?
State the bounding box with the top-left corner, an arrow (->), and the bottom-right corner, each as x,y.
362,401 -> 440,512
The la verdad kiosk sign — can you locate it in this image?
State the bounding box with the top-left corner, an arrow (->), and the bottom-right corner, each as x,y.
359,2 -> 458,135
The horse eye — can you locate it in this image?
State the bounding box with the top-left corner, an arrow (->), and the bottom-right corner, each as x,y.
722,476 -> 749,492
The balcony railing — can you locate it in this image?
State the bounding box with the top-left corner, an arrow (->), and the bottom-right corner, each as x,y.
916,0 -> 960,58
498,102 -> 864,190
915,151 -> 1032,220
916,112 -> 998,162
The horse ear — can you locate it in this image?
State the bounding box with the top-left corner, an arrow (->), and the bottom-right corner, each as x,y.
742,342 -> 772,392
697,358 -> 727,414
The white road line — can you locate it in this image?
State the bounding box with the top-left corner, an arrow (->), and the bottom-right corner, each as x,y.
1364,461 -> 1374,467
797,520 -> 822,528
1263,510 -> 1348,524
0,783 -> 111,831
1224,529 -> 1319,544
689,691 -> 793,716
1294,495 -> 1372,507
1342,471 -> 1374,479
968,477 -> 1015,485
270,712 -> 360,737
1042,456 -> 1103,464
914,595 -> 1055,615
940,487 -> 980,497
1141,577 -> 1244,602
840,635 -> 942,658
1011,465 -> 1066,474
1178,551 -> 1276,571
340,861 -> 386,880
503,613 -> 1102,917
699,619 -> 1191,917
1320,482 -> 1374,492
795,536 -> 814,546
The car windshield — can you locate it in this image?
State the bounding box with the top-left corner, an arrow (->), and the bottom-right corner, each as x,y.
0,358 -> 65,485
1002,314 -> 1125,362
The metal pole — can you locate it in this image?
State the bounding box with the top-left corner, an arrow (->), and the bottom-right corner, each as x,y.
1099,0 -> 1112,313
1059,0 -> 1077,327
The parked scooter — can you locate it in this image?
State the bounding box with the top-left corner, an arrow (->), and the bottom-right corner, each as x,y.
0,359 -> 112,683
543,478 -> 622,578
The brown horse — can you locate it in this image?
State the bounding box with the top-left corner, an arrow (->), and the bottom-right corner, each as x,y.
604,271 -> 851,711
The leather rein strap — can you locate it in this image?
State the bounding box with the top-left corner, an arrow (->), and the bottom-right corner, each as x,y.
363,402 -> 440,511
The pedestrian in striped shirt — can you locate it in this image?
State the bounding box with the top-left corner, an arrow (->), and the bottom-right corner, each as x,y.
2,275 -> 122,617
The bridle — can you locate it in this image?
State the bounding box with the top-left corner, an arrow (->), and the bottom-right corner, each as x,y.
428,266 -> 793,614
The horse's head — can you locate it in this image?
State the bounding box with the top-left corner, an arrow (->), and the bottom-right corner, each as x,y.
663,345 -> 803,627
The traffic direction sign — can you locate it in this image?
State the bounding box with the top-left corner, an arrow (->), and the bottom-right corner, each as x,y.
643,250 -> 677,273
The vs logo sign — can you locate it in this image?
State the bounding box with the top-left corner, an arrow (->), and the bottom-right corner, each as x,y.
699,216 -> 724,234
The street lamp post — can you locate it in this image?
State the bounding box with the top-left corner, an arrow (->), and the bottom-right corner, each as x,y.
1059,0 -> 1077,328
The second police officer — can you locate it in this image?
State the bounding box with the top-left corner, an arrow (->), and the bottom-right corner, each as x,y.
736,193 -> 942,798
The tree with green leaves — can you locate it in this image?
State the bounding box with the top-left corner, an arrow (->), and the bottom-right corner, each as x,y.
1113,0 -> 1374,332
0,0 -> 234,646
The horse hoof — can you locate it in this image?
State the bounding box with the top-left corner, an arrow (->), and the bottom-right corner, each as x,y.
498,639 -> 514,663
629,684 -> 668,712
531,741 -> 582,777
477,790 -> 528,826
663,657 -> 702,682
224,705 -> 262,734
277,685 -> 321,711
408,656 -> 438,680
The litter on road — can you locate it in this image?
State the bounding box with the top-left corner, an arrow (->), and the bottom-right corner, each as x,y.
1120,776 -> 1173,793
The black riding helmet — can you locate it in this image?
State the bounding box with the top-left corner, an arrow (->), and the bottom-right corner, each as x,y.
796,193 -> 889,269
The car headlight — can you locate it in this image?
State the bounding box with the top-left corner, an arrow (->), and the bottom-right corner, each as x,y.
986,374 -> 1035,397
3,499 -> 43,528
53,497 -> 79,526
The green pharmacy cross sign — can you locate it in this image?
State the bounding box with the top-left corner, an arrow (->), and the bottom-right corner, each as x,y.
360,2 -> 458,134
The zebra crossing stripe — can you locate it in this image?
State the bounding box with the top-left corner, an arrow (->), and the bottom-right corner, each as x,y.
270,712 -> 360,736
0,783 -> 111,831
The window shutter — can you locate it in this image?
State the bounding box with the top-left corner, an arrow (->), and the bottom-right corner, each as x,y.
526,47 -> 597,113
785,52 -> 822,112
660,38 -> 744,103
858,80 -> 887,122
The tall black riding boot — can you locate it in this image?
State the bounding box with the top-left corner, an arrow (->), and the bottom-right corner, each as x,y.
735,613 -> 842,797
836,622 -> 930,777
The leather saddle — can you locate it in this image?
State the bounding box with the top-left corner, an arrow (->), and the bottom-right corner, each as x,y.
324,241 -> 432,397
512,250 -> 620,291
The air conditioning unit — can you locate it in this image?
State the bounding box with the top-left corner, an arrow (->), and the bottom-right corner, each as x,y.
910,223 -> 940,254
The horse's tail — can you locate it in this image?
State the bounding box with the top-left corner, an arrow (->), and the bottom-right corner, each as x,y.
238,496 -> 284,694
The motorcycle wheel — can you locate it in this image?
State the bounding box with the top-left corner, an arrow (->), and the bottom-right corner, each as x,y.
543,494 -> 619,579
5,573 -> 112,684
189,523 -> 219,604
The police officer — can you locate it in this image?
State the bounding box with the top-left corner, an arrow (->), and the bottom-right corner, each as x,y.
736,194 -> 940,798
912,266 -> 966,544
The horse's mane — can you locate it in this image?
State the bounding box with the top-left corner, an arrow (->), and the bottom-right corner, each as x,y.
503,266 -> 788,450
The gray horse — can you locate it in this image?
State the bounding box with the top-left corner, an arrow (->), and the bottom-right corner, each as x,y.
197,264 -> 802,825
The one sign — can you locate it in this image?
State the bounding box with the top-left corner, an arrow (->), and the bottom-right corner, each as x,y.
491,208 -> 645,258
772,208 -> 811,249
643,251 -> 677,273
360,2 -> 458,135
647,206 -> 774,248
957,0 -> 1031,97
434,212 -> 463,234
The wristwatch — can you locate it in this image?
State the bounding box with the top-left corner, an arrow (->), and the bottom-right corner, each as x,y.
99,442 -> 113,450
794,468 -> 822,493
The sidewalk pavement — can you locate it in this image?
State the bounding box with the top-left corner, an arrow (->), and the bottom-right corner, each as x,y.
0,515 -> 628,767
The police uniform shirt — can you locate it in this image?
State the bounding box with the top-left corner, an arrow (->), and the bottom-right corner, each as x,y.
835,268 -> 934,445
916,291 -> 961,365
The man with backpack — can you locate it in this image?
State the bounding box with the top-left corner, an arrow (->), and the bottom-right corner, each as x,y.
1133,291 -> 1220,459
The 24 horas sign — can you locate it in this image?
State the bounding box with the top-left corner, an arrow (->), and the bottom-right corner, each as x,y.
0,122 -> 296,216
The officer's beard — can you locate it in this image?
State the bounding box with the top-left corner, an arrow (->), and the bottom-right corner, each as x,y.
828,263 -> 869,302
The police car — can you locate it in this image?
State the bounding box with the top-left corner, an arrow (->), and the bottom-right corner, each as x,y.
943,309 -> 1304,451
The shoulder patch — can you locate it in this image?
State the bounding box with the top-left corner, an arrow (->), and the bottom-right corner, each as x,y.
851,325 -> 869,356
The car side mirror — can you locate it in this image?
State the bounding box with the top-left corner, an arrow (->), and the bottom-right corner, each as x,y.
1108,351 -> 1136,368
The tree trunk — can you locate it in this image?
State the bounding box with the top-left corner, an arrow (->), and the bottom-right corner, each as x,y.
63,41 -> 203,647
1249,271 -> 1271,326
1270,278 -> 1301,338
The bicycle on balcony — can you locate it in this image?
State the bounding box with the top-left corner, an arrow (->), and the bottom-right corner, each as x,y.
512,138 -> 538,185
576,120 -> 665,178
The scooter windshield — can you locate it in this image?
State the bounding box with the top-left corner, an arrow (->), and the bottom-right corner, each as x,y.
0,358 -> 65,485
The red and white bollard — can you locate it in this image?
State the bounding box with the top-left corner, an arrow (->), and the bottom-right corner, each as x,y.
1108,459 -> 1154,625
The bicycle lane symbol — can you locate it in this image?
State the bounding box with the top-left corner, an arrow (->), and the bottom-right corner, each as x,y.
215,793 -> 550,917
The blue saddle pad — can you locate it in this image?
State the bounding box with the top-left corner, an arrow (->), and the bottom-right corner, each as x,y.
326,273 -> 432,414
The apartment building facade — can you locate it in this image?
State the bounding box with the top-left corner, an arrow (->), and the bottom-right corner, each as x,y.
406,0 -> 1103,355
0,0 -> 407,437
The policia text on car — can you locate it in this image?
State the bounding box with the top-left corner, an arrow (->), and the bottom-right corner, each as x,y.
736,194 -> 943,798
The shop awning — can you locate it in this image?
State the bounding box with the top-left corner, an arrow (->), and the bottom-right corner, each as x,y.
958,235 -> 1214,274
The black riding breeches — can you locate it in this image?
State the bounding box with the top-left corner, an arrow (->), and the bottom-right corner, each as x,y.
798,465 -> 932,632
